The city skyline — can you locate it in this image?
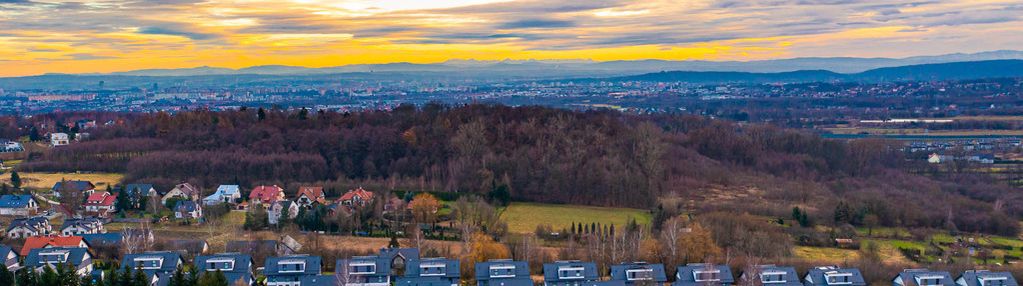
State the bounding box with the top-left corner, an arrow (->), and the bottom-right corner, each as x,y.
1,0 -> 1022,77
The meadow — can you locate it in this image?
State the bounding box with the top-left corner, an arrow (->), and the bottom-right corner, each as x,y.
499,202 -> 652,234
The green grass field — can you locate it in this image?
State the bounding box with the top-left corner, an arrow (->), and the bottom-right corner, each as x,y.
500,202 -> 652,234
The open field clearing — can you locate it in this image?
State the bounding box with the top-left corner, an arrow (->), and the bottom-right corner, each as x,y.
500,202 -> 652,234
1,172 -> 123,190
823,127 -> 1023,136
793,246 -> 860,264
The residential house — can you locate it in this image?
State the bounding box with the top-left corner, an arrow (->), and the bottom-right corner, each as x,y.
956,270 -> 1018,286
50,133 -> 69,146
61,217 -> 105,235
24,247 -> 92,276
169,239 -> 210,258
379,247 -> 420,277
610,262 -> 667,286
81,233 -> 123,250
674,263 -> 734,286
196,253 -> 255,286
1,245 -> 19,270
7,216 -> 52,239
51,180 -> 95,198
174,200 -> 203,220
122,183 -> 157,208
339,187 -> 375,207
804,266 -> 866,286
83,191 -> 117,218
740,265 -> 801,286
335,255 -> 392,286
1,139 -> 24,153
475,259 -> 531,286
0,194 -> 39,216
543,261 -> 601,286
398,258 -> 460,286
163,182 -> 200,205
76,119 -> 97,130
20,235 -> 90,256
249,185 -> 286,207
269,200 -> 299,225
204,185 -> 242,206
893,269 -> 955,286
264,255 -> 322,286
121,251 -> 184,286
226,240 -> 295,256
296,186 -> 326,209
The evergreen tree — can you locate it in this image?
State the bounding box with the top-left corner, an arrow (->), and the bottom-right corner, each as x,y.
119,266 -> 133,286
791,207 -> 802,221
10,171 -> 20,189
0,264 -> 13,286
107,267 -> 121,286
389,234 -> 400,248
170,267 -> 185,286
257,108 -> 266,121
133,267 -> 148,286
40,265 -> 59,285
17,268 -> 39,286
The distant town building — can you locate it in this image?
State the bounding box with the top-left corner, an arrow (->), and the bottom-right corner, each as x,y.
50,132 -> 69,146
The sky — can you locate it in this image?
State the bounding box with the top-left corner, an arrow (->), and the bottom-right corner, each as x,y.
0,0 -> 1022,77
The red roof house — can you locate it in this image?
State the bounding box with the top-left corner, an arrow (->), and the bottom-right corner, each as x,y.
83,192 -> 117,217
21,235 -> 90,256
295,186 -> 326,208
338,187 -> 375,207
248,185 -> 285,206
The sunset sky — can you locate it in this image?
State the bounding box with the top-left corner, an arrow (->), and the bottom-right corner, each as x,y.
1,0 -> 1022,77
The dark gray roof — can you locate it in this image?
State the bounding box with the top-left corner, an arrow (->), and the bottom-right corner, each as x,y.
475,260 -> 532,286
803,266 -> 865,286
226,240 -> 279,254
52,181 -> 94,192
121,251 -> 183,280
24,247 -> 91,270
0,245 -> 17,268
610,262 -> 667,284
743,265 -> 801,286
957,270 -> 1019,286
404,258 -> 460,278
674,264 -> 734,286
380,247 -> 420,261
0,194 -> 36,208
7,216 -> 48,232
264,255 -> 322,276
195,253 -> 254,285
894,269 -> 955,286
543,261 -> 600,283
81,233 -> 123,247
337,255 -> 392,278
301,275 -> 339,286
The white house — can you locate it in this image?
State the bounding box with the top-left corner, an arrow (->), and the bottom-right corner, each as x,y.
204,185 -> 242,205
6,217 -> 52,239
164,183 -> 200,205
0,194 -> 39,216
268,200 -> 299,225
50,133 -> 69,146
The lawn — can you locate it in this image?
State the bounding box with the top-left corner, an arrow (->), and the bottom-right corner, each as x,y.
2,172 -> 124,190
793,246 -> 861,264
500,202 -> 652,234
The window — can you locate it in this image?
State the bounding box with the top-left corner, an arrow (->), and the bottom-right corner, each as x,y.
350,262 -> 377,275
278,261 -> 306,273
558,267 -> 585,280
694,270 -> 721,282
206,259 -> 235,271
134,257 -> 164,270
825,272 -> 853,285
760,271 -> 787,284
915,276 -> 944,286
490,264 -> 516,278
979,277 -> 1008,286
626,269 -> 654,281
420,262 -> 447,276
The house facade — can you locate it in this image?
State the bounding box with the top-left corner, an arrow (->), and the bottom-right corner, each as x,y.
336,255 -> 392,286
83,191 -> 117,218
61,217 -> 105,235
674,264 -> 734,286
196,253 -> 256,286
398,258 -> 461,286
163,183 -> 201,205
7,216 -> 52,239
296,186 -> 326,208
269,200 -> 299,225
122,183 -> 157,208
265,255 -> 323,286
475,259 -> 531,286
204,185 -> 242,205
339,187 -> 375,207
175,200 -> 203,220
0,194 -> 39,216
610,262 -> 668,286
51,180 -> 95,198
955,270 -> 1017,286
50,133 -> 69,146
1,245 -> 19,270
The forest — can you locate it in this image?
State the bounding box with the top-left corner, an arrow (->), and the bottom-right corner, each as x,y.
8,104 -> 1022,236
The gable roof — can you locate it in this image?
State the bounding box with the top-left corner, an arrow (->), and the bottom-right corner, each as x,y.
21,235 -> 88,256
7,216 -> 49,233
169,239 -> 209,255
171,183 -> 200,196
340,187 -> 374,202
674,263 -> 734,286
196,253 -> 254,285
747,265 -> 801,286
895,269 -> 955,286
404,258 -> 460,278
24,247 -> 91,269
379,247 -> 420,261
804,266 -> 865,286
475,259 -> 531,285
84,192 -> 116,206
543,261 -> 600,282
337,255 -> 392,277
226,240 -> 279,254
610,262 -> 668,283
175,201 -> 200,212
957,270 -> 1019,286
121,251 -> 183,278
51,180 -> 95,192
0,194 -> 36,208
265,255 -> 322,276
123,184 -> 155,194
249,185 -> 284,203
298,186 -> 324,199
61,217 -> 103,230
81,233 -> 123,247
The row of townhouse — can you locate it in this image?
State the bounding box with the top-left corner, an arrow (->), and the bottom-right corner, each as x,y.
5,215 -> 107,239
0,240 -> 1019,286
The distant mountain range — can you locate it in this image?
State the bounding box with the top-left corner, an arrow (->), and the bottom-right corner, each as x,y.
91,50 -> 1023,77
608,60 -> 1023,84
